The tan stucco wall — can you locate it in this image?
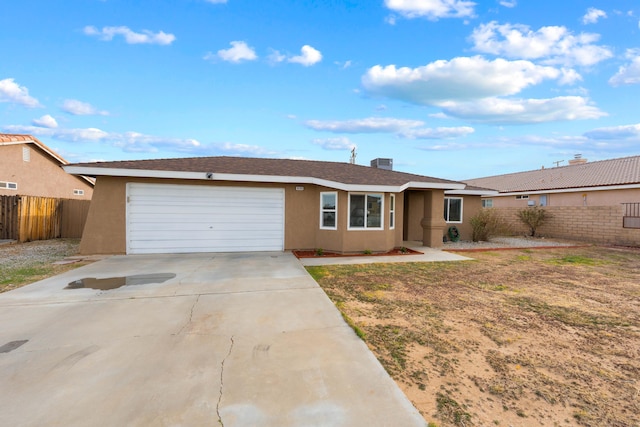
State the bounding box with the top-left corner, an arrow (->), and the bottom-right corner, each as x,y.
0,144 -> 93,199
485,188 -> 640,208
80,177 -> 405,255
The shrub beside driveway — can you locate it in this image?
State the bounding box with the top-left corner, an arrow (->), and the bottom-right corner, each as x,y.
309,246 -> 640,427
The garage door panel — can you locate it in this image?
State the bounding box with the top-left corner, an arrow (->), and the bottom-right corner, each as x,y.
127,184 -> 284,254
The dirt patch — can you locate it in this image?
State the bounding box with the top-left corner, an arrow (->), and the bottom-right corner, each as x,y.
293,247 -> 422,258
308,246 -> 640,426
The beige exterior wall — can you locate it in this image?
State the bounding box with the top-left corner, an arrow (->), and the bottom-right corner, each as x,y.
484,188 -> 640,208
0,143 -> 93,199
80,177 -> 407,255
492,205 -> 640,247
404,191 -> 482,243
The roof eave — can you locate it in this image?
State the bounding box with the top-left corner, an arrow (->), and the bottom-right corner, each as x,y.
492,183 -> 640,196
63,166 -> 465,192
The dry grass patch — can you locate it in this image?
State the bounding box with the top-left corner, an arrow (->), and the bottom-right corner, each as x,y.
308,246 -> 640,427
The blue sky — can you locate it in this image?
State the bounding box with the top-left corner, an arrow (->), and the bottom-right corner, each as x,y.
1,0 -> 639,179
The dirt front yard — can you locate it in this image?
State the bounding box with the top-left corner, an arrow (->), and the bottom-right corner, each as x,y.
308,246 -> 640,427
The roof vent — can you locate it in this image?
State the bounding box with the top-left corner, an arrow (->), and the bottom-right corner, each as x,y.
370,158 -> 393,170
568,154 -> 588,166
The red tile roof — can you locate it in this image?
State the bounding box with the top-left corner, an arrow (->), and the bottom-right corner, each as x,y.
465,156 -> 640,192
68,156 -> 464,188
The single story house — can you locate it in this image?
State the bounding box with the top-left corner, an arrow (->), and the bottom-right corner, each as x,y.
0,134 -> 94,199
64,156 -> 484,255
464,155 -> 640,209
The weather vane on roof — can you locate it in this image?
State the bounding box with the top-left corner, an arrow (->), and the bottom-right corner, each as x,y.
350,147 -> 357,164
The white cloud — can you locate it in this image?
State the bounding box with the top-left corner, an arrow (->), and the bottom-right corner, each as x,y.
499,0 -> 517,8
267,49 -> 286,64
305,117 -> 424,133
609,49 -> 640,86
305,117 -> 474,140
288,45 -> 322,66
61,99 -> 109,116
312,137 -> 357,150
399,126 -> 475,139
583,123 -> 640,140
83,25 -> 175,45
32,115 -> 58,128
335,60 -> 352,69
470,21 -> 613,66
582,8 -> 607,24
0,78 -> 41,107
362,56 -> 561,105
384,0 -> 476,20
439,96 -> 607,124
214,41 -> 257,63
2,125 -> 202,153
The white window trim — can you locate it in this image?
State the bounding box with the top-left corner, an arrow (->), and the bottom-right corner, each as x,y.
73,189 -> 85,196
516,195 -> 529,199
347,192 -> 384,231
482,198 -> 493,208
444,197 -> 463,224
319,191 -> 338,230
0,181 -> 18,190
389,194 -> 395,230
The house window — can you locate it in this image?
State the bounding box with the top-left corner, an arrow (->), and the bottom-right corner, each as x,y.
0,181 -> 18,190
389,194 -> 395,229
73,189 -> 85,196
539,195 -> 548,206
349,193 -> 383,229
444,197 -> 463,223
320,192 -> 337,230
515,195 -> 529,200
482,198 -> 493,208
23,147 -> 30,162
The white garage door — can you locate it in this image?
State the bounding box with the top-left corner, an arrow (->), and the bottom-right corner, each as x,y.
127,183 -> 284,254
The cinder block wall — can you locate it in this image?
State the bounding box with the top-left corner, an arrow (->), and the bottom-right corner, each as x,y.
493,206 -> 640,247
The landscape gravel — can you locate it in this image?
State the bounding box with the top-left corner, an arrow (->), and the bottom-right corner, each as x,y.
0,239 -> 81,270
442,236 -> 584,250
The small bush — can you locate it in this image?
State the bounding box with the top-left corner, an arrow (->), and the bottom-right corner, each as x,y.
517,207 -> 550,237
315,248 -> 324,256
469,208 -> 506,242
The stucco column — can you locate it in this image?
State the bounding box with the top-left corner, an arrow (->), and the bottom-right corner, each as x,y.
420,190 -> 446,248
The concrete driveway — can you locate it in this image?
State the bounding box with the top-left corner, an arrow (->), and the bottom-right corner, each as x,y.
0,252 -> 426,427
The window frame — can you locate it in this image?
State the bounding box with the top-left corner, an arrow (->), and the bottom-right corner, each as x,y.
482,198 -> 493,208
319,191 -> 338,230
389,194 -> 395,229
73,189 -> 85,196
0,181 -> 18,190
444,197 -> 463,224
348,192 -> 384,231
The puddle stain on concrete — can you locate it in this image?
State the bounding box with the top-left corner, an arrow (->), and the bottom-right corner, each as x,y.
0,340 -> 28,353
65,273 -> 176,290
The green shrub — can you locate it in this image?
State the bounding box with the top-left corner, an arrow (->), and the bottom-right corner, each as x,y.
517,207 -> 549,237
469,208 -> 506,242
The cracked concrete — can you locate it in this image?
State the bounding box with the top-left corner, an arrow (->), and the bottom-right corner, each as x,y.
217,336 -> 235,426
0,252 -> 427,427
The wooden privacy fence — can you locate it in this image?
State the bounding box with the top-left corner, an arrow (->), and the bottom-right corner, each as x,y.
0,195 -> 90,242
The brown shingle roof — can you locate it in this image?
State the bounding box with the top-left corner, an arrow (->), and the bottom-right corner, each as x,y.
464,155 -> 640,192
68,156 -> 463,188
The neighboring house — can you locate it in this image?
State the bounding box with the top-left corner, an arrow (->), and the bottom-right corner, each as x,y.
464,155 -> 640,209
64,156 -> 479,255
463,155 -> 640,246
0,134 -> 94,199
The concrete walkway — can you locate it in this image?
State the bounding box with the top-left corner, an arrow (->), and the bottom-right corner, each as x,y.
0,252 -> 427,427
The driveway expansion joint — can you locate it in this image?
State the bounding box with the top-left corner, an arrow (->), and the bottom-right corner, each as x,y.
217,335 -> 234,426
